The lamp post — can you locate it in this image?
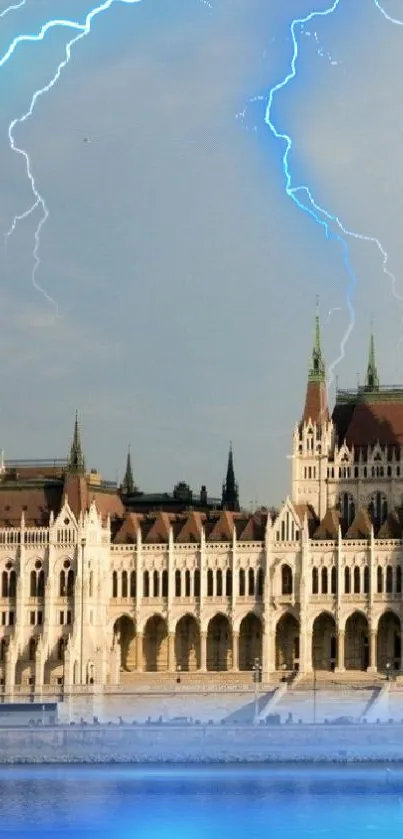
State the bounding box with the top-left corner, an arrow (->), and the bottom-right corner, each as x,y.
176,663 -> 181,685
80,538 -> 86,686
252,657 -> 262,723
386,661 -> 391,682
313,667 -> 317,724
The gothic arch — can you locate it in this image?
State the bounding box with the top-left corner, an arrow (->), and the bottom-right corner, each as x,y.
143,614 -> 168,672
239,612 -> 262,671
344,611 -> 369,670
275,612 -> 299,671
206,613 -> 232,671
376,610 -> 401,672
113,615 -> 136,670
312,612 -> 336,671
175,614 -> 200,671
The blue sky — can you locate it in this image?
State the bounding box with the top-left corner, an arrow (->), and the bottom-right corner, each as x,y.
0,0 -> 402,508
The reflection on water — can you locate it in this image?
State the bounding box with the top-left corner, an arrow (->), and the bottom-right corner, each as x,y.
1,764 -> 403,836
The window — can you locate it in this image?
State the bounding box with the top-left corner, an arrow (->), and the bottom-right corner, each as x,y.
194,569 -> 200,598
239,568 -> 245,596
162,570 -> 168,597
386,565 -> 393,594
89,571 -> 94,598
344,567 -> 351,594
9,611 -> 14,626
353,567 -> 360,594
67,610 -> 72,625
339,493 -> 355,530
312,567 -> 318,594
207,569 -> 213,597
30,611 -> 35,625
59,611 -> 64,625
112,571 -> 118,598
37,570 -> 45,598
130,570 -> 137,598
122,570 -> 128,598
143,570 -> 150,597
331,567 -> 337,595
216,569 -> 223,597
153,570 -> 159,598
321,567 -> 328,594
248,568 -> 254,596
67,570 -> 74,597
226,568 -> 233,597
377,567 -> 383,594
256,568 -> 264,597
364,567 -> 369,594
185,569 -> 191,597
369,492 -> 388,528
30,570 -> 36,598
37,611 -> 43,626
175,569 -> 181,597
281,564 -> 293,596
397,567 -> 402,595
60,570 -> 66,597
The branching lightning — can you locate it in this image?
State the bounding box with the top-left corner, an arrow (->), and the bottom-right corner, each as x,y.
0,1 -> 26,19
253,0 -> 403,396
2,0 -> 144,314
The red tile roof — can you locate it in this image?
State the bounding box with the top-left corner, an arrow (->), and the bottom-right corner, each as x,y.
302,381 -> 329,426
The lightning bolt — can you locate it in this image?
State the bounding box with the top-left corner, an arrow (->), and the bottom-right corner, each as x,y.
256,0 -> 403,399
0,1 -> 26,18
2,0 -> 145,315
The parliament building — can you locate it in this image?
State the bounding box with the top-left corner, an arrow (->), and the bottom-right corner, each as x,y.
0,313 -> 402,695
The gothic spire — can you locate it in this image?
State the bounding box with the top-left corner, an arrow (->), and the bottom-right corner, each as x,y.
302,301 -> 329,425
365,330 -> 379,391
67,411 -> 85,474
222,443 -> 240,512
122,446 -> 135,495
308,296 -> 326,383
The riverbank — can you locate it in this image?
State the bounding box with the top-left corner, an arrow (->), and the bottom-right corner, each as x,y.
0,723 -> 402,763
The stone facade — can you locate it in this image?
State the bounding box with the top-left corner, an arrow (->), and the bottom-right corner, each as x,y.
0,318 -> 403,694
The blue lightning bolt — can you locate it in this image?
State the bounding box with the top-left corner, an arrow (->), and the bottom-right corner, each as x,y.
260,0 -> 403,396
2,0 -> 145,314
0,1 -> 26,19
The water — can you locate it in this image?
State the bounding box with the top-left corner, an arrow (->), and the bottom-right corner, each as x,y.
1,764 -> 403,836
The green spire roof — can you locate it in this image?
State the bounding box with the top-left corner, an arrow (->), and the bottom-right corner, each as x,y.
67,411 -> 85,474
308,299 -> 325,382
365,331 -> 379,391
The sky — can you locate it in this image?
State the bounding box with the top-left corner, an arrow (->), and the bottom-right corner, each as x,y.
0,0 -> 402,508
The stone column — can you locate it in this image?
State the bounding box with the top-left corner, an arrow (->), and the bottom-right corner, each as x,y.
136,633 -> 143,672
262,628 -> 275,677
232,631 -> 239,671
168,633 -> 175,672
300,630 -> 312,674
368,629 -> 377,673
336,629 -> 345,672
200,631 -> 207,672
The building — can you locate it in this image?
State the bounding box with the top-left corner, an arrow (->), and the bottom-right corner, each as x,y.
0,315 -> 402,696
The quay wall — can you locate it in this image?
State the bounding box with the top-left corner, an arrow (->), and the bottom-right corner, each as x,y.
0,723 -> 403,763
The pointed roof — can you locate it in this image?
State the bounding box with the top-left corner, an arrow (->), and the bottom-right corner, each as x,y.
175,511 -> 205,543
312,508 -> 340,540
364,331 -> 380,391
302,304 -> 329,425
143,511 -> 171,544
122,446 -> 135,495
345,507 -> 372,539
222,443 -> 240,512
67,411 -> 85,474
113,512 -> 142,544
206,510 -> 234,542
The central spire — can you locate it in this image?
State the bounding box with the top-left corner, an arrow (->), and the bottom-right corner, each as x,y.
222,443 -> 239,512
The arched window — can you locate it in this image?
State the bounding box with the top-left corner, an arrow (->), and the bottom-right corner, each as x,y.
0,639 -> 7,661
175,569 -> 181,597
330,566 -> 337,594
256,568 -> 264,597
9,570 -> 16,598
112,571 -> 118,598
89,571 -> 93,598
281,564 -> 293,596
321,567 -> 328,595
161,570 -> 168,598
30,570 -> 36,598
248,568 -> 254,596
353,566 -> 360,594
397,567 -> 402,595
364,566 -> 370,594
386,565 -> 393,594
60,570 -> 66,597
216,569 -> 223,597
194,568 -> 200,597
339,492 -> 355,529
185,569 -> 191,597
153,570 -> 159,598
28,638 -> 36,661
122,570 -> 128,598
207,568 -> 213,597
369,492 -> 388,528
37,570 -> 45,598
239,568 -> 245,596
57,638 -> 65,660
130,570 -> 137,598
1,571 -> 7,598
312,567 -> 318,594
143,570 -> 150,598
377,566 -> 383,594
344,567 -> 351,594
226,568 -> 232,597
67,570 -> 74,597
